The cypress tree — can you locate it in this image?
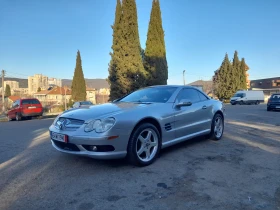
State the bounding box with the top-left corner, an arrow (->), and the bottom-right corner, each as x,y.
240,58 -> 247,90
232,50 -> 240,90
215,54 -> 234,99
5,84 -> 11,97
108,0 -> 124,101
71,50 -> 86,102
144,0 -> 168,86
121,0 -> 147,92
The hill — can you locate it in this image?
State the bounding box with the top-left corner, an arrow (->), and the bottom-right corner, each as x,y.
0,77 -> 109,90
62,79 -> 109,89
0,77 -> 28,88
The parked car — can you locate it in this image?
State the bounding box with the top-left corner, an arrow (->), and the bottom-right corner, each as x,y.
267,94 -> 280,111
7,98 -> 43,121
49,85 -> 225,166
230,90 -> 264,105
72,101 -> 93,108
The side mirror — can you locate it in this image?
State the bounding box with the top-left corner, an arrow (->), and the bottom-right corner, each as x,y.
176,100 -> 192,107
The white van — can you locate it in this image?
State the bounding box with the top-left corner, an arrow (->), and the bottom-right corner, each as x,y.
230,90 -> 264,105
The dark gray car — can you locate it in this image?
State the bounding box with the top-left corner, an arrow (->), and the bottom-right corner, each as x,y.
49,85 -> 225,166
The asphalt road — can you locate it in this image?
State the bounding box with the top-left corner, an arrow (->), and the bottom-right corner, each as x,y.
0,104 -> 280,210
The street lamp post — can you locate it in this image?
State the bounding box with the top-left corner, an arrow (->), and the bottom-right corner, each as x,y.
183,70 -> 186,85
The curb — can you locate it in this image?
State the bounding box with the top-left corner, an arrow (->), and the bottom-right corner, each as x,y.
0,113 -> 60,122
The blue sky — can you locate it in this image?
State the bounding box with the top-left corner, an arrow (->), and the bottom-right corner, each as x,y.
0,0 -> 279,84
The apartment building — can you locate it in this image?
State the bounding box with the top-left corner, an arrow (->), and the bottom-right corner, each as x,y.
4,80 -> 19,90
28,74 -> 48,94
48,78 -> 62,87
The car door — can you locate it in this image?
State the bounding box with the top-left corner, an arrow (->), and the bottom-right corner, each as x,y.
174,88 -> 210,139
10,100 -> 19,118
196,90 -> 213,130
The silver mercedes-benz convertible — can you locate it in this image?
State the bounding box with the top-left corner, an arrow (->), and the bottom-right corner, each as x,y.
49,85 -> 225,166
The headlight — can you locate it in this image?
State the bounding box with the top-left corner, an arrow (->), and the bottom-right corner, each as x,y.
52,114 -> 61,125
84,118 -> 115,133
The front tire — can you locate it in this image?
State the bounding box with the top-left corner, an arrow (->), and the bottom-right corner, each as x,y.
127,123 -> 161,166
7,115 -> 12,121
208,113 -> 224,141
267,107 -> 271,111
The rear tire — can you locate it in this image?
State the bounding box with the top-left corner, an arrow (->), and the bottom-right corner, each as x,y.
255,100 -> 260,105
208,113 -> 224,141
127,123 -> 161,167
16,113 -> 21,121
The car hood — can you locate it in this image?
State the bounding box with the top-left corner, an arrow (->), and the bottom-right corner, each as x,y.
60,102 -> 153,121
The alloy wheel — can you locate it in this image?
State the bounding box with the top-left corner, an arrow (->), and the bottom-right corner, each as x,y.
136,128 -> 158,162
214,116 -> 223,138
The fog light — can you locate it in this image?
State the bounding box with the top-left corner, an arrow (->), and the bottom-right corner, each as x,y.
90,146 -> 97,151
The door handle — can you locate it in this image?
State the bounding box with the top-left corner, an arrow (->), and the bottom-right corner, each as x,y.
202,105 -> 207,109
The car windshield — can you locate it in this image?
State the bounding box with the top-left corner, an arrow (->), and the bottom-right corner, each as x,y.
81,101 -> 92,105
233,93 -> 245,97
119,87 -> 177,103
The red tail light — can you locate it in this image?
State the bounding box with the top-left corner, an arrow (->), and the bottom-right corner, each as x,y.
268,99 -> 271,103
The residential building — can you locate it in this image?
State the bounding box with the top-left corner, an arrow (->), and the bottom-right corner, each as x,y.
48,78 -> 62,87
28,74 -> 48,95
34,86 -> 72,106
97,88 -> 110,95
86,88 -> 96,104
12,88 -> 29,96
250,77 -> 280,101
4,80 -> 19,90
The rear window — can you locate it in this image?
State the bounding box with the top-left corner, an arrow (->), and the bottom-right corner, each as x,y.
22,99 -> 41,105
81,101 -> 92,105
271,94 -> 280,100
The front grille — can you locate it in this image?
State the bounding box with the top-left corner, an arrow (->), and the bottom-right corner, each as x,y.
53,140 -> 80,151
55,117 -> 84,131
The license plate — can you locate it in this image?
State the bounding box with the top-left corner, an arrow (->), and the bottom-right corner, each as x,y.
51,132 -> 66,142
28,106 -> 36,109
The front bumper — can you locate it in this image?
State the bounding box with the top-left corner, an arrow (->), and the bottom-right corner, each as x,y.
49,125 -> 129,160
51,140 -> 127,159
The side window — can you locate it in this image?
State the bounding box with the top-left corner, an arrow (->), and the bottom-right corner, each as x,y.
176,88 -> 201,104
197,91 -> 208,101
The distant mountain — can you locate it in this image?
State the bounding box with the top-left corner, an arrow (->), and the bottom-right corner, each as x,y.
0,77 -> 109,90
0,77 -> 28,88
62,79 -> 109,89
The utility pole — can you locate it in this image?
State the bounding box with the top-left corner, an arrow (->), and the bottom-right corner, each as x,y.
183,70 -> 186,85
64,87 -> 67,110
1,70 -> 5,113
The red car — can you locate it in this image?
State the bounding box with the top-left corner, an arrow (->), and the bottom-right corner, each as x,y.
7,98 -> 43,121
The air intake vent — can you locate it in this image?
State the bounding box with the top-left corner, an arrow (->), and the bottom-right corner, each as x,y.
164,123 -> 172,131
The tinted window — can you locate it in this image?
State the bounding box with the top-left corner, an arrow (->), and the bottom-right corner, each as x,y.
22,99 -> 40,105
120,87 -> 177,103
176,88 -> 200,103
197,91 -> 208,101
81,101 -> 92,105
271,94 -> 280,101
